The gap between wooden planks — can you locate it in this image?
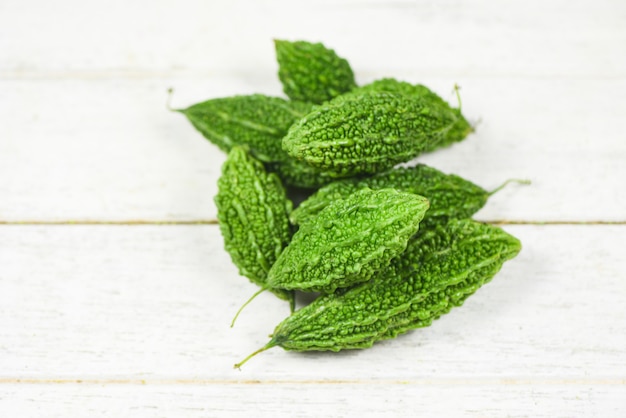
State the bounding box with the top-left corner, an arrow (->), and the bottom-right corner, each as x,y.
0,220 -> 624,226
0,377 -> 624,386
2,70 -> 625,81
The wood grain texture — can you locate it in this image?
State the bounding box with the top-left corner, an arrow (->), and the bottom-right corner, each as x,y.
1,383 -> 624,418
1,77 -> 625,221
1,225 -> 625,416
1,0 -> 625,78
1,225 -> 624,379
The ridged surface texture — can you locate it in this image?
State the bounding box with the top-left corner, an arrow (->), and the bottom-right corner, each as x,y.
264,219 -> 521,352
214,146 -> 293,302
178,94 -> 313,162
267,154 -> 337,189
266,188 -> 430,293
275,39 -> 356,104
348,78 -> 473,149
282,92 -> 463,178
290,165 -> 488,226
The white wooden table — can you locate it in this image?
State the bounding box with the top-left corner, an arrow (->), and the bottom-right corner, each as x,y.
2,0 -> 625,416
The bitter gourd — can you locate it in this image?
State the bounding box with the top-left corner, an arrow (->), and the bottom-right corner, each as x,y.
214,146 -> 294,305
267,154 -> 337,189
282,92 -> 463,178
266,188 -> 430,294
235,219 -> 521,366
176,94 -> 313,162
275,39 -> 356,104
348,78 -> 473,149
175,93 -> 340,189
289,164 -> 489,227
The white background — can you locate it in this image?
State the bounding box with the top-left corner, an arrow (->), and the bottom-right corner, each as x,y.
1,0 -> 625,416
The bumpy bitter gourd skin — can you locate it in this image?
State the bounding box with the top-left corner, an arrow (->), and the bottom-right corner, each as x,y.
252,220 -> 521,355
275,39 -> 357,104
177,94 -> 313,162
282,92 -> 463,178
268,154 -> 338,189
350,78 -> 435,98
176,94 -> 337,189
348,78 -> 473,148
289,165 -> 489,226
266,188 -> 430,294
214,146 -> 293,302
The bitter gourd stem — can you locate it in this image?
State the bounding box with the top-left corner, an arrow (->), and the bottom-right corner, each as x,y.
234,340 -> 279,369
230,288 -> 296,328
488,179 -> 531,196
288,292 -> 296,314
166,88 -> 175,111
453,83 -> 462,111
230,288 -> 267,328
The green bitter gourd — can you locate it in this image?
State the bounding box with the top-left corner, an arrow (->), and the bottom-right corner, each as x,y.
347,78 -> 473,149
275,39 -> 357,104
175,93 -> 344,189
176,94 -> 313,162
235,219 -> 521,366
282,92 -> 464,178
289,164 -> 490,227
214,146 -> 294,307
266,188 -> 430,293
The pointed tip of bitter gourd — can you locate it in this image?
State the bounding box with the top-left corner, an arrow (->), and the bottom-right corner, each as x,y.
233,339 -> 280,370
273,38 -> 287,47
165,88 -> 196,116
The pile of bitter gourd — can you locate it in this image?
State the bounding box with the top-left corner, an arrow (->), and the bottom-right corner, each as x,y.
174,40 -> 523,368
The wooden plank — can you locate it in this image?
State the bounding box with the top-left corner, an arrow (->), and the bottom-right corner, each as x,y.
1,0 -> 625,78
1,78 -> 624,222
1,382 -> 624,417
1,225 -> 624,380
